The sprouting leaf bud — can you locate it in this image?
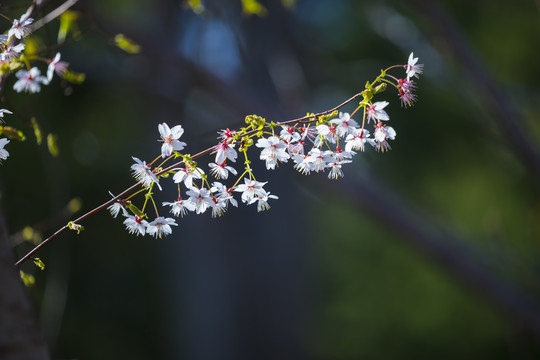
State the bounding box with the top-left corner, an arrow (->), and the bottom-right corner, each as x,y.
67,221 -> 84,234
33,258 -> 45,270
374,83 -> 387,94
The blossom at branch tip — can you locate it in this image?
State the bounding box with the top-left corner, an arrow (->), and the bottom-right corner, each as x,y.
9,13 -> 33,40
406,52 -> 423,80
0,138 -> 10,162
123,215 -> 148,236
158,123 -> 186,158
131,156 -> 161,190
146,217 -> 177,238
0,109 -> 13,123
366,101 -> 390,124
47,53 -> 69,82
13,68 -> 49,94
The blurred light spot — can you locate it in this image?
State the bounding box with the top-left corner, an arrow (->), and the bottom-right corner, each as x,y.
368,5 -> 444,78
292,0 -> 352,50
179,19 -> 240,82
268,53 -> 304,92
73,132 -> 99,165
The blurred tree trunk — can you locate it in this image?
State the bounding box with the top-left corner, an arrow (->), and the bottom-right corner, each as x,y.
0,208 -> 49,360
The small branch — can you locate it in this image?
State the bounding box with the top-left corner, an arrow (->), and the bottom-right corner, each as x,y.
30,0 -> 79,32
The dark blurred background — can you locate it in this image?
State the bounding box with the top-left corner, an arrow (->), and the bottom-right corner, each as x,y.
4,0 -> 540,359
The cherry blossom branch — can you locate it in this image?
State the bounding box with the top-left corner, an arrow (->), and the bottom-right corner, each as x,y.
13,49 -> 422,264
13,91 -> 366,267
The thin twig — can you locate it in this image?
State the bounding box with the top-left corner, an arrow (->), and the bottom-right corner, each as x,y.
31,0 -> 79,32
14,181 -> 140,267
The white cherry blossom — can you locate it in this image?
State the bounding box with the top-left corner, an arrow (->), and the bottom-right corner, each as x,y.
314,124 -> 338,147
158,123 -> 186,158
250,191 -> 278,212
163,199 -> 195,217
0,109 -> 13,123
9,13 -> 33,40
405,52 -> 423,80
47,53 -> 69,82
131,157 -> 161,190
256,136 -> 290,170
374,125 -> 396,152
185,187 -> 214,214
329,112 -> 359,137
345,128 -> 374,152
211,181 -> 238,208
173,165 -> 204,189
280,126 -> 301,143
13,68 -> 48,94
327,160 -> 351,179
0,138 -> 9,162
234,179 -> 268,204
146,217 -> 177,238
213,141 -> 237,163
366,101 -> 390,123
1,43 -> 25,62
208,161 -> 237,180
123,215 -> 148,236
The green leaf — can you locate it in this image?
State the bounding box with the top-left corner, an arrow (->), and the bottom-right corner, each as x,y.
0,126 -> 26,141
63,70 -> 86,84
47,133 -> 59,156
241,0 -> 268,16
58,11 -> 80,43
114,33 -> 142,54
186,0 -> 205,14
20,271 -> 35,286
31,118 -> 42,145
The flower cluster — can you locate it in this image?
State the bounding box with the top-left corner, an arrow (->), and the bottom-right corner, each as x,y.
0,7 -> 79,165
1,10 -> 71,94
108,53 -> 423,238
